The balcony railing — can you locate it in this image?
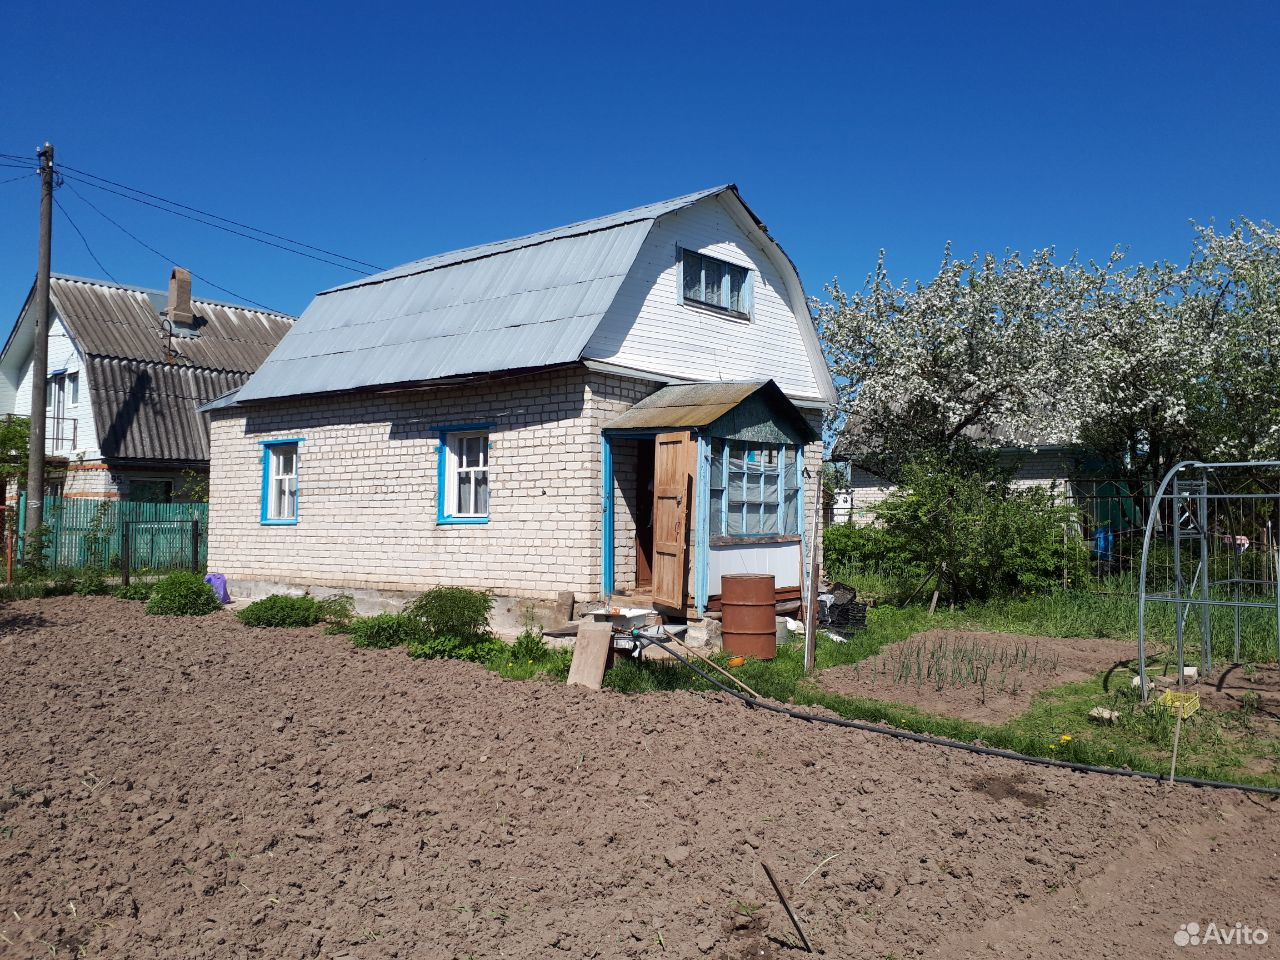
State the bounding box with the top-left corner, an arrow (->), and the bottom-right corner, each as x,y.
0,413 -> 78,456
47,415 -> 77,455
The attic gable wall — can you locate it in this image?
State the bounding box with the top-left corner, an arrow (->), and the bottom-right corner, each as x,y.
583,195 -> 827,404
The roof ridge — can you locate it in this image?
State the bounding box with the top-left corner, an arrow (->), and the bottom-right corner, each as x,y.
50,273 -> 296,319
323,185 -> 732,296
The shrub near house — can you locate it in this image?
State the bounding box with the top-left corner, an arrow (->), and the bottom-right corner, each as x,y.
825,459 -> 1087,602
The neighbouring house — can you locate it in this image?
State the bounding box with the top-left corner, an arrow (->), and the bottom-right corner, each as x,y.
828,427 -> 1079,525
204,185 -> 836,614
0,270 -> 295,501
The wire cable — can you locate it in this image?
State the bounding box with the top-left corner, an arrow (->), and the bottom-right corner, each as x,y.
55,196 -> 119,284
60,163 -> 384,273
0,172 -> 34,186
646,635 -> 1280,798
61,173 -> 372,275
62,180 -> 280,313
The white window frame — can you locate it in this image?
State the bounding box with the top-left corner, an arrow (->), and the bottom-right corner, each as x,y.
445,430 -> 490,520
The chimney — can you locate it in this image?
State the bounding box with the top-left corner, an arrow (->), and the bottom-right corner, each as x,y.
167,267 -> 196,333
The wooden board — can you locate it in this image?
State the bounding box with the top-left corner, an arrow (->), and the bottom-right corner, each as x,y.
651,431 -> 695,611
567,622 -> 613,691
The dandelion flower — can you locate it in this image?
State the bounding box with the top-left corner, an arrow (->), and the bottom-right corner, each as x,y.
1060,734 -> 1073,743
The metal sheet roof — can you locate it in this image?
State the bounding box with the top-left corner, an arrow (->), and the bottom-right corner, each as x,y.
234,187 -> 734,403
606,382 -> 766,430
605,380 -> 820,442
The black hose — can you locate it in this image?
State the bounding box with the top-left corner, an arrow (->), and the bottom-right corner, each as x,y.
648,637 -> 1280,799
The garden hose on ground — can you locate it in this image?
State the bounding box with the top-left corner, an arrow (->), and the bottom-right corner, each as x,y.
647,635 -> 1280,799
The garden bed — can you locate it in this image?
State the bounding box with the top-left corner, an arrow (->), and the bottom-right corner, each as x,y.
1,597 -> 1277,959
817,629 -> 1140,724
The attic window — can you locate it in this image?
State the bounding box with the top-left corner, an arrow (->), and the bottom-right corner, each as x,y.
680,250 -> 751,318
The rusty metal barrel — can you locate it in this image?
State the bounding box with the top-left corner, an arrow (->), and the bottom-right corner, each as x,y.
721,574 -> 777,660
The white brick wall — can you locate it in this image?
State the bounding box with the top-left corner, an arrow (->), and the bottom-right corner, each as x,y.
209,369 -> 660,601
208,368 -> 825,602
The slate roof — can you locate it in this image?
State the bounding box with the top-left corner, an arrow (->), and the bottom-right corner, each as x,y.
36,275 -> 294,462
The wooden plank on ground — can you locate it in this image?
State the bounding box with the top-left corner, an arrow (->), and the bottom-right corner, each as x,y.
567,622 -> 612,691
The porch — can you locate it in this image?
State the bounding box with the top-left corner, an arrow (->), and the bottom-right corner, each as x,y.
600,380 -> 820,616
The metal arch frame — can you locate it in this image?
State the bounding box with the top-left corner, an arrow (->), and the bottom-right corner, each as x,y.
1136,459 -> 1280,700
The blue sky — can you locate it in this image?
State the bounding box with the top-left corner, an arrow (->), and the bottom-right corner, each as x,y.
1,1 -> 1277,328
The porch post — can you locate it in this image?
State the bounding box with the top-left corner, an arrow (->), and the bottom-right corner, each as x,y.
601,434 -> 614,598
694,433 -> 711,614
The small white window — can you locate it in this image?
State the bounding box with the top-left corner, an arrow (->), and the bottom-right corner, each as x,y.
446,432 -> 489,519
264,443 -> 299,522
682,249 -> 751,316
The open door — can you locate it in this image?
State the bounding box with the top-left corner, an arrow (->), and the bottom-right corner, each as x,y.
652,431 -> 695,611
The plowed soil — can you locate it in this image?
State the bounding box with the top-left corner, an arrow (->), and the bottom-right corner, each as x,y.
1,597 -> 1277,959
818,630 -> 1140,724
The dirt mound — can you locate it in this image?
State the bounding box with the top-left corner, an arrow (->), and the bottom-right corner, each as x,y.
818,629 -> 1140,724
0,598 -> 1275,958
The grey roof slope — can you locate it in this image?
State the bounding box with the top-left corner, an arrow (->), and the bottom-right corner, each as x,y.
234,186 -> 765,404
42,275 -> 295,462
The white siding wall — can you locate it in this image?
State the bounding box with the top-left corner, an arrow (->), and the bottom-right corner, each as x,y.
584,195 -> 825,404
6,312 -> 101,461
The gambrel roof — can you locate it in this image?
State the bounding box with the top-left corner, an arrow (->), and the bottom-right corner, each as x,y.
232,185 -> 835,405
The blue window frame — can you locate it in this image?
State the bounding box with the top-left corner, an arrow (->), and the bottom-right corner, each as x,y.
437,424 -> 493,525
260,438 -> 302,525
678,248 -> 753,318
708,440 -> 802,538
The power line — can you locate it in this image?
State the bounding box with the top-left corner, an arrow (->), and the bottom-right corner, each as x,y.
62,180 -> 281,313
62,172 -> 374,275
0,172 -> 33,186
54,196 -> 119,284
60,162 -> 385,273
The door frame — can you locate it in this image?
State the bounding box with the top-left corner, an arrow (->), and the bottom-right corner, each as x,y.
602,429 -> 711,613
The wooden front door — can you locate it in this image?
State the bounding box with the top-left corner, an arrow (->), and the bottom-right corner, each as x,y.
652,431 -> 695,611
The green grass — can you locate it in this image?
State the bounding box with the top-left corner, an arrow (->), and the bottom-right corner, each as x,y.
601,591 -> 1280,789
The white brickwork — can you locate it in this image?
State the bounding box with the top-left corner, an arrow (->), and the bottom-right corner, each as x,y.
208,367 -> 825,602
210,369 -> 655,601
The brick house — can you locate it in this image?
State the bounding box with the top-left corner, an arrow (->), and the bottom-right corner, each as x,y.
0,270 -> 295,501
205,186 -> 836,611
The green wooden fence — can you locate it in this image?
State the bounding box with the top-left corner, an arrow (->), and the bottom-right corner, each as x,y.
14,495 -> 208,573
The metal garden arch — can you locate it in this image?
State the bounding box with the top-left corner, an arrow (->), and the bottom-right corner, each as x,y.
1137,460 -> 1280,700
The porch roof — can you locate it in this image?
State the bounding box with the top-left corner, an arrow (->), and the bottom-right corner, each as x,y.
604,380 -> 819,443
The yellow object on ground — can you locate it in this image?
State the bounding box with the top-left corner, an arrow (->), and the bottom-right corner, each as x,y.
1159,690 -> 1201,719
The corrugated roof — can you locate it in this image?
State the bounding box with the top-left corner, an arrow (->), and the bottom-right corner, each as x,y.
605,380 -> 820,442
50,275 -> 295,373
606,382 -> 765,430
41,275 -> 295,462
234,187 -> 735,404
89,357 -> 245,462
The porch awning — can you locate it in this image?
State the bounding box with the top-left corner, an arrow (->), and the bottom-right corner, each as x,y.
604,380 -> 819,444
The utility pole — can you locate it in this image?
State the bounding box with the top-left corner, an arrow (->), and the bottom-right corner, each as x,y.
24,143 -> 55,541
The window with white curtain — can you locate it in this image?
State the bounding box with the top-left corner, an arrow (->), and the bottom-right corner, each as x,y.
447,432 -> 490,518
709,440 -> 802,537
681,249 -> 751,316
263,442 -> 299,523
